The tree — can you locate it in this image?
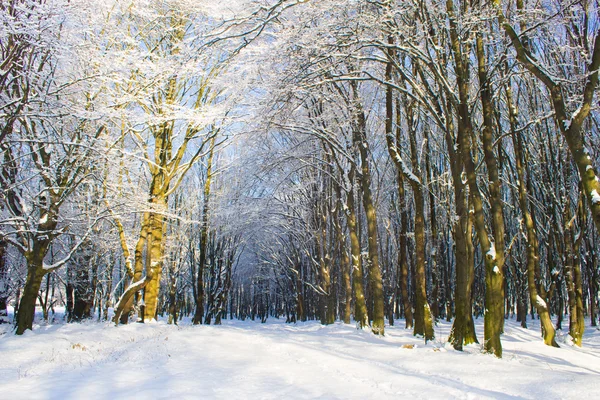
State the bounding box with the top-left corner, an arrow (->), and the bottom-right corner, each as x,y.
0,0 -> 110,334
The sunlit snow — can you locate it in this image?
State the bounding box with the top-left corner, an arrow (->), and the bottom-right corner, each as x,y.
1,308 -> 598,400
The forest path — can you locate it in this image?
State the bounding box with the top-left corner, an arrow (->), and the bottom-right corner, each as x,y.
0,315 -> 598,399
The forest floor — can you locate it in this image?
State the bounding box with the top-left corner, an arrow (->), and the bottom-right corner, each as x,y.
0,309 -> 599,399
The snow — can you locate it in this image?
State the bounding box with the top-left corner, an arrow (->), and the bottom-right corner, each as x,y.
535,295 -> 547,309
486,242 -> 496,261
393,153 -> 420,185
1,309 -> 599,399
591,189 -> 600,205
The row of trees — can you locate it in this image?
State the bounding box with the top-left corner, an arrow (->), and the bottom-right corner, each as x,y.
235,0 -> 600,357
0,0 -> 274,333
1,0 -> 599,359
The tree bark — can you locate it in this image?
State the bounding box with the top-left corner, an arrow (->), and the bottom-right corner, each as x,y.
16,257 -> 46,334
113,213 -> 149,324
15,201 -> 60,334
564,200 -> 585,346
143,200 -> 166,321
193,138 -> 215,324
334,180 -> 352,324
353,94 -> 385,335
445,106 -> 478,350
397,175 -> 413,329
475,29 -> 507,357
506,77 -> 558,347
407,112 -> 434,342
346,164 -> 368,328
0,239 -> 8,323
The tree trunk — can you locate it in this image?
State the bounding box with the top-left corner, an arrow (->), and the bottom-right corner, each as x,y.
16,258 -> 46,334
72,243 -> 94,321
407,118 -> 434,342
448,208 -> 478,349
317,187 -> 334,325
386,96 -> 414,330
588,239 -> 598,327
397,204 -> 413,330
506,78 -> 558,347
103,255 -> 115,321
346,164 -> 368,328
168,273 -> 178,325
334,181 -> 352,324
447,162 -> 477,349
444,0 -> 506,357
0,239 -> 9,323
353,97 -> 385,335
564,200 -> 585,346
143,202 -> 166,321
113,214 -> 150,324
475,30 -> 506,357
193,138 -> 215,324
411,181 -> 434,342
445,103 -> 478,350
295,262 -> 306,322
424,129 -> 440,321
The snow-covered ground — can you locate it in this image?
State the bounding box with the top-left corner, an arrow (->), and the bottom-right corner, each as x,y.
1,310 -> 599,399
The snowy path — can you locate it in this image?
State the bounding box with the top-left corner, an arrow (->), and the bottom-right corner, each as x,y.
1,317 -> 599,399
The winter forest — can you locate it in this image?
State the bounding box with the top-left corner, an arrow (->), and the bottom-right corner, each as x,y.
1,0 -> 600,398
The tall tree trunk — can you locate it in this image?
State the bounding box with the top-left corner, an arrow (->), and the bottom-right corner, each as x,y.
424,129 -> 440,320
295,261 -> 306,322
588,237 -> 598,327
446,0 -> 504,355
72,241 -> 94,321
16,256 -> 46,334
406,110 -> 434,342
346,164 -> 368,328
506,77 -> 558,347
0,239 -> 8,323
317,174 -> 334,325
382,21 -> 414,330
564,199 -> 585,346
15,204 -> 59,334
384,62 -> 413,329
397,175 -> 413,329
446,108 -> 478,350
193,138 -> 215,324
143,198 -> 167,321
410,178 -> 434,342
113,213 -> 150,324
103,254 -> 115,321
334,181 -> 352,324
167,266 -> 178,325
475,29 -> 506,357
353,93 -> 385,335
